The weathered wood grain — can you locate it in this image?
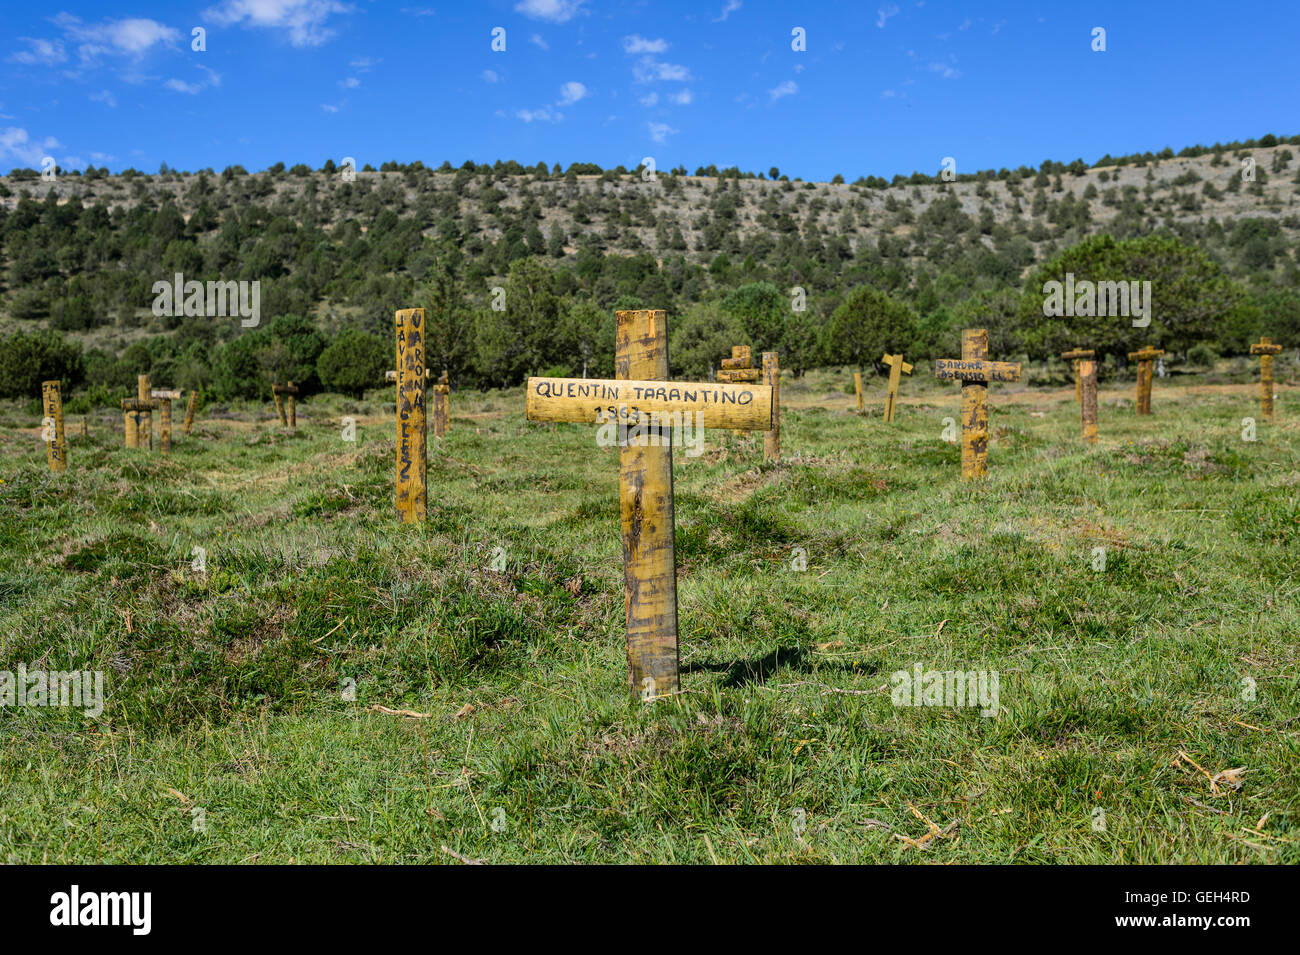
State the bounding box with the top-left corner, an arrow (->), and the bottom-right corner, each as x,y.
395,308 -> 427,523
763,351 -> 780,463
41,380 -> 66,472
1080,359 -> 1098,445
881,352 -> 913,423
526,377 -> 773,431
1250,337 -> 1283,420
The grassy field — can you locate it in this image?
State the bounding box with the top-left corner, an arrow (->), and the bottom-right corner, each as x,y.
1,365 -> 1297,864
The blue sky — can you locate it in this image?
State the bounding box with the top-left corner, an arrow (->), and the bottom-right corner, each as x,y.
2,0 -> 1297,181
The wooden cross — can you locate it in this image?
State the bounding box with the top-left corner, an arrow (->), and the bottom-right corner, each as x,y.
1061,347 -> 1095,404
718,346 -> 761,439
394,308 -> 426,523
150,389 -> 183,452
1126,346 -> 1165,416
272,381 -> 299,429
934,328 -> 1022,479
880,352 -> 913,423
41,380 -> 67,472
182,391 -> 199,435
1250,336 -> 1283,420
526,309 -> 774,700
120,375 -> 154,449
1079,360 -> 1099,445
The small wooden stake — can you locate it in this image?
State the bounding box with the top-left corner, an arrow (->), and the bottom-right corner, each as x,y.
272,381 -> 299,429
762,351 -> 780,462
854,372 -> 864,414
1080,360 -> 1098,445
1250,337 -> 1283,421
1061,348 -> 1095,404
881,352 -> 913,423
138,375 -> 153,449
394,308 -> 427,523
1127,346 -> 1165,416
526,310 -> 774,701
41,380 -> 67,472
934,329 -> 1022,479
433,370 -> 450,438
183,391 -> 199,434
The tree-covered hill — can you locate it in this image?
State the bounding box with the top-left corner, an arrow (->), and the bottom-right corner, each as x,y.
1,133 -> 1298,400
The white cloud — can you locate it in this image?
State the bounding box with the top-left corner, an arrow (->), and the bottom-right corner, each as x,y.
90,89 -> 118,107
668,89 -> 692,105
928,61 -> 961,78
633,57 -> 692,83
165,78 -> 202,94
482,69 -> 500,83
340,76 -> 360,88
349,56 -> 379,70
202,0 -> 353,48
9,38 -> 67,66
321,103 -> 339,113
880,89 -> 896,99
877,4 -> 900,28
769,80 -> 797,101
623,35 -> 668,54
647,121 -> 677,143
53,14 -> 181,62
558,80 -> 587,105
639,92 -> 659,107
90,151 -> 116,162
517,105 -> 561,123
530,34 -> 549,50
514,0 -> 587,23
0,127 -> 61,167
713,0 -> 742,22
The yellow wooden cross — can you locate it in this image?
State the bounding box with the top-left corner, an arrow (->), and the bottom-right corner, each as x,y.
272,381 -> 299,428
1126,346 -> 1165,415
150,388 -> 183,452
1061,347 -> 1095,403
1249,336 -> 1283,420
934,329 -> 1022,479
526,309 -> 774,700
120,375 -> 155,449
880,352 -> 913,423
1079,360 -> 1099,445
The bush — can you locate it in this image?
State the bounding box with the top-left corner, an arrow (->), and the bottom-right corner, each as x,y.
0,331 -> 85,398
1188,343 -> 1218,368
317,329 -> 390,396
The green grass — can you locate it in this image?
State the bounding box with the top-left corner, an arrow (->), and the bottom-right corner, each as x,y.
1,370 -> 1297,864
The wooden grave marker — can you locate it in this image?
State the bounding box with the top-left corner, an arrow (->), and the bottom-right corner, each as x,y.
1127,346 -> 1164,416
1061,347 -> 1095,404
525,309 -> 774,700
718,346 -> 761,439
433,370 -> 450,438
183,391 -> 199,435
1250,337 -> 1283,421
41,380 -> 67,472
881,352 -> 913,423
121,374 -> 155,449
151,389 -> 182,452
394,308 -> 427,523
934,328 -> 1022,479
761,351 -> 780,462
854,372 -> 864,414
272,381 -> 299,429
1080,360 -> 1099,445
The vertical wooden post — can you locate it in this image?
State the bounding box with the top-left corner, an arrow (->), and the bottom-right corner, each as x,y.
123,404 -> 136,448
42,380 -> 67,472
273,388 -> 286,426
183,391 -> 198,434
1250,337 -> 1283,421
137,375 -> 153,450
395,308 -> 427,523
159,396 -> 172,452
881,353 -> 913,423
762,351 -> 780,463
1080,360 -> 1098,445
854,372 -> 863,414
617,309 -> 679,700
287,381 -> 296,429
961,329 -> 989,479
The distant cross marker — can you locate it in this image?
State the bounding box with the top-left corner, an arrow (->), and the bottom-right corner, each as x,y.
272,381 -> 299,429
1127,346 -> 1164,415
934,328 -> 1022,479
182,391 -> 199,435
1061,347 -> 1095,404
1249,336 -> 1283,420
1079,360 -> 1099,445
121,374 -> 155,449
41,380 -> 67,472
880,352 -> 913,423
526,309 -> 774,700
150,389 -> 183,452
